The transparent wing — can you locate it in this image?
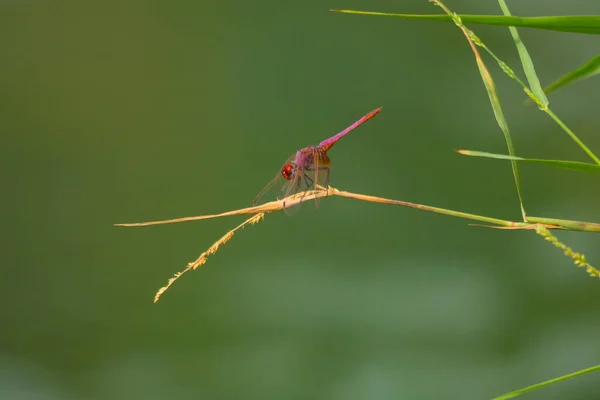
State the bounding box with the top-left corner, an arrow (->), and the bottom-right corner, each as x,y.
312,166 -> 330,208
281,171 -> 305,216
253,154 -> 295,206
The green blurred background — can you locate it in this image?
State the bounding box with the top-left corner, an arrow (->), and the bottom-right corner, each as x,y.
2,1 -> 599,399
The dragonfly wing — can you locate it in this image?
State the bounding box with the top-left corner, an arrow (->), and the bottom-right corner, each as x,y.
281,171 -> 305,216
312,164 -> 330,209
253,173 -> 281,205
253,154 -> 295,205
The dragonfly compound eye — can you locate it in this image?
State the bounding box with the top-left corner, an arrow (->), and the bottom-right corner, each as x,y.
281,164 -> 294,180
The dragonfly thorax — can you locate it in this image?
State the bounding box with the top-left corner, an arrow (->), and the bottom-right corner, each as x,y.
281,163 -> 295,180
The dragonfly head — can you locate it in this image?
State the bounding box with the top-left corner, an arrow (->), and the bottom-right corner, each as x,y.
281,163 -> 295,180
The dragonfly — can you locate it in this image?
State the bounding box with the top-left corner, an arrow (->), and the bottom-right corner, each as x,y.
253,107 -> 382,212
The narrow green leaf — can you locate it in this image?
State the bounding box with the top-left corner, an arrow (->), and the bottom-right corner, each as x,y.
472,61 -> 526,219
421,0 -> 527,219
330,11 -> 600,35
544,54 -> 600,95
457,150 -> 600,173
527,216 -> 600,232
544,108 -> 600,165
497,0 -> 548,106
493,364 -> 600,399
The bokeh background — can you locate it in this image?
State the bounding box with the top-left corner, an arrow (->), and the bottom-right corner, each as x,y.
2,0 -> 599,399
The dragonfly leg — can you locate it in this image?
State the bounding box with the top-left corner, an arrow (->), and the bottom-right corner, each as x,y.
303,174 -> 314,188
285,179 -> 310,210
311,166 -> 330,193
323,167 -> 330,196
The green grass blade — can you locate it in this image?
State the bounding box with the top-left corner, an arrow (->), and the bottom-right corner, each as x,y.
457,150 -> 600,173
527,216 -> 600,232
333,8 -> 600,164
544,108 -> 600,165
429,7 -> 526,220
492,364 -> 600,399
473,62 -> 526,219
330,11 -> 600,35
427,3 -> 600,165
497,0 -> 548,106
544,54 -> 600,96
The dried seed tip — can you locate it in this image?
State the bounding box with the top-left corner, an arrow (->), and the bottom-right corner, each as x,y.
249,213 -> 264,224
153,213 -> 266,302
154,287 -> 167,303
